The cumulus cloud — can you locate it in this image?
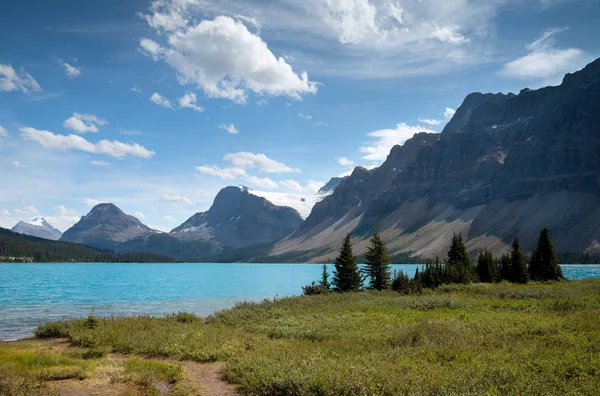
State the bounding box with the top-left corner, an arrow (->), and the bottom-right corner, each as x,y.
337,156 -> 354,166
195,165 -> 247,180
53,205 -> 78,216
84,199 -> 102,206
360,123 -> 436,162
223,152 -> 300,173
150,92 -> 174,109
90,160 -> 109,167
0,64 -> 42,93
501,27 -> 588,81
160,193 -> 194,206
20,127 -> 155,159
245,175 -> 278,189
179,92 -> 204,112
140,15 -> 318,103
63,112 -> 107,133
444,107 -> 456,119
280,179 -> 305,193
0,125 -> 7,138
219,123 -> 239,135
418,118 -> 442,126
61,61 -> 81,79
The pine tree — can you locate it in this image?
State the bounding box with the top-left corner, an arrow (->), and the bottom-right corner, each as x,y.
362,233 -> 392,290
499,253 -> 511,281
446,233 -> 475,284
509,237 -> 529,284
332,234 -> 362,292
319,263 -> 330,292
475,250 -> 496,283
529,227 -> 564,281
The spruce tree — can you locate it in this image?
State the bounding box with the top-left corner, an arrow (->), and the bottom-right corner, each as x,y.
529,227 -> 564,281
499,253 -> 511,281
319,263 -> 330,292
509,237 -> 529,284
446,233 -> 475,284
475,250 -> 496,283
362,233 -> 392,290
332,234 -> 362,292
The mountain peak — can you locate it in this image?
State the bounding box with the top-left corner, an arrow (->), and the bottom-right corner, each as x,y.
11,218 -> 62,241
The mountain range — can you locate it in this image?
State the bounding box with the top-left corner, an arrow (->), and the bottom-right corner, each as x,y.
15,58 -> 600,262
11,218 -> 62,241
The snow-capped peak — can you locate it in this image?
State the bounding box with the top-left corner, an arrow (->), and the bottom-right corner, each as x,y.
28,218 -> 47,227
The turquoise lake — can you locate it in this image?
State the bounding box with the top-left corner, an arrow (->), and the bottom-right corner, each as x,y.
1,263 -> 599,340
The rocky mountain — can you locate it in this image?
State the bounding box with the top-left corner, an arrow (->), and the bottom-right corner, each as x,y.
170,186 -> 304,250
60,203 -> 155,250
11,218 -> 62,241
317,177 -> 348,196
271,58 -> 600,262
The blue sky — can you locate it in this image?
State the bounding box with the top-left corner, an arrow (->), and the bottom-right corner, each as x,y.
1,0 -> 599,232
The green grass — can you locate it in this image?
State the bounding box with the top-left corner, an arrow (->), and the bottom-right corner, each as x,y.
28,280 -> 600,394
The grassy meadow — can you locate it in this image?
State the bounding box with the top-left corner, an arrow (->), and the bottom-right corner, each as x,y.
2,279 -> 600,395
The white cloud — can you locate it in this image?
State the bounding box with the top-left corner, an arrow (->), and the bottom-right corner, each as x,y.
337,156 -> 354,166
90,160 -> 109,167
280,179 -> 305,193
61,61 -> 81,79
195,165 -> 247,180
84,199 -> 102,206
150,92 -> 174,109
360,122 -> 436,162
298,113 -> 312,120
0,125 -> 7,138
256,99 -> 268,107
163,215 -> 177,223
63,112 -> 107,133
131,85 -> 143,93
418,118 -> 442,126
160,193 -> 193,206
315,121 -> 328,127
444,107 -> 456,119
245,175 -> 278,189
219,123 -> 239,135
501,27 -> 588,81
20,127 -> 155,159
0,64 -> 42,93
140,15 -> 318,103
134,211 -> 146,220
53,205 -> 78,217
11,161 -> 25,168
179,92 -> 204,112
223,152 -> 300,173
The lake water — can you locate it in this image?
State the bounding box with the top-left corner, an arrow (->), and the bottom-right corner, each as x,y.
1,263 -> 599,340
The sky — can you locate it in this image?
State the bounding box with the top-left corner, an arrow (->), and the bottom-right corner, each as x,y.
1,0 -> 599,232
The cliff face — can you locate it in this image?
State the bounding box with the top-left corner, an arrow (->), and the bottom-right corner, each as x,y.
170,186 -> 303,250
273,58 -> 600,261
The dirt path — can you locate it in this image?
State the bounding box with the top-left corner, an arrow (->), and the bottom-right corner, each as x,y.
182,362 -> 238,396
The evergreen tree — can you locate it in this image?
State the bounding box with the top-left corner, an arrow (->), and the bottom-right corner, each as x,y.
362,233 -> 392,290
332,234 -> 362,292
446,233 -> 475,284
475,250 -> 496,283
509,237 -> 529,284
499,253 -> 511,281
319,263 -> 330,292
391,271 -> 411,293
529,227 -> 564,281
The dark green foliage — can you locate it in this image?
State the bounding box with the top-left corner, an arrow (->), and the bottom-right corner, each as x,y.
0,227 -> 174,263
475,250 -> 497,283
391,270 -> 421,294
557,252 -> 600,264
529,227 -> 564,281
362,232 -> 392,290
509,237 -> 529,284
499,253 -> 511,281
446,233 -> 476,284
319,264 -> 330,292
332,234 -> 362,292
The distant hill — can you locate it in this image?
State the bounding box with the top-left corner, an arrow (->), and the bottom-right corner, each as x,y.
11,218 -> 62,241
0,227 -> 173,263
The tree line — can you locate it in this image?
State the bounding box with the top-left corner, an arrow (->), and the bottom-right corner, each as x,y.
0,227 -> 175,263
303,227 -> 564,295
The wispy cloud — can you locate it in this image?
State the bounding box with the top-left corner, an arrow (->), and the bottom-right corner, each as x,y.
60,61 -> 81,79
150,92 -> 174,109
0,64 -> 42,93
219,123 -> 239,135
